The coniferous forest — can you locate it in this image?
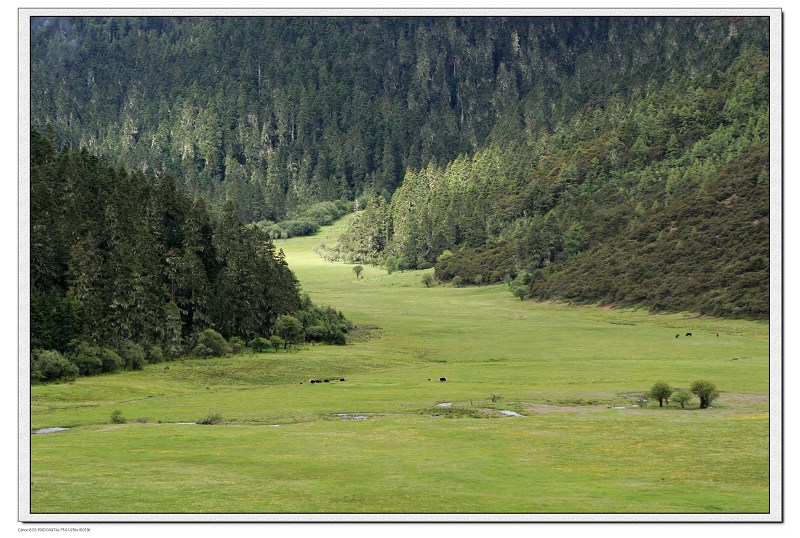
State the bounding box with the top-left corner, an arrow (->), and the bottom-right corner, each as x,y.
30,15 -> 770,380
30,128 -> 351,382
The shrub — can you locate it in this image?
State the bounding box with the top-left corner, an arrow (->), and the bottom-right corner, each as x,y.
67,342 -> 123,376
147,345 -> 165,364
452,275 -> 462,288
165,345 -> 182,360
110,410 -> 126,424
673,390 -> 693,408
195,329 -> 232,357
421,274 -> 434,287
249,337 -> 271,352
437,250 -> 453,264
434,242 -> 516,285
281,219 -> 320,238
384,255 -> 397,274
512,270 -> 532,287
264,223 -> 284,240
690,380 -> 720,409
198,411 -> 223,425
334,199 -> 352,214
228,336 -> 246,354
30,349 -> 79,383
269,335 -> 285,351
304,325 -> 327,343
649,381 -> 674,407
417,259 -> 433,270
396,256 -> 413,271
301,201 -> 347,226
192,343 -> 213,357
99,348 -> 124,373
68,346 -> 102,375
117,340 -> 147,370
327,329 -> 347,345
275,315 -> 304,346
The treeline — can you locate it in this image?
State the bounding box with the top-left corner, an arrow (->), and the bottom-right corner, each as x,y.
338,36 -> 770,319
30,16 -> 766,222
30,129 -> 351,382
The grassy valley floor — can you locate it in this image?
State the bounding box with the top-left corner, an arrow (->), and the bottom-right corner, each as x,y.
29,216 -> 770,515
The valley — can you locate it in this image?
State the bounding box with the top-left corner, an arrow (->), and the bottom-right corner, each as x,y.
30,217 -> 769,514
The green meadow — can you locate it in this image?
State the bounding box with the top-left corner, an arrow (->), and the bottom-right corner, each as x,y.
29,217 -> 770,514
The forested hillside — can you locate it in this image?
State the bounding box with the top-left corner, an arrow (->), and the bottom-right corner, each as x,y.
31,16 -> 766,222
338,23 -> 770,319
30,15 -> 770,336
30,129 -> 351,381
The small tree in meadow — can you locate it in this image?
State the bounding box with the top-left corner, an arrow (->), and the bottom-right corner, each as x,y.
673,390 -> 693,409
353,265 -> 364,279
275,315 -> 304,347
650,381 -> 673,407
269,335 -> 285,351
452,275 -> 462,288
690,380 -> 719,409
249,337 -> 271,352
422,273 -> 434,287
512,286 -> 527,301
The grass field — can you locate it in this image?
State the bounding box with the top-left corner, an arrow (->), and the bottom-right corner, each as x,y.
29,216 -> 770,515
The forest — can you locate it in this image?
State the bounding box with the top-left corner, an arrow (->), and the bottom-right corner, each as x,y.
29,16 -> 771,384
334,19 -> 770,319
30,129 -> 351,382
31,16 -> 767,217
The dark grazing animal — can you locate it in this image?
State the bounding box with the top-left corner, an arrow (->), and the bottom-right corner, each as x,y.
439,377 -> 447,382
675,334 -> 679,338
685,333 -> 692,337
340,378 -> 345,382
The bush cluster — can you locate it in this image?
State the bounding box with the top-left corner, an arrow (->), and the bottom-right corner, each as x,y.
253,200 -> 352,240
296,297 -> 353,346
647,380 -> 720,409
32,305 -> 354,382
30,349 -> 78,383
435,241 -> 517,286
192,329 -> 233,357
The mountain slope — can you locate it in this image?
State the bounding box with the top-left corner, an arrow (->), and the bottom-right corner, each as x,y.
336,30 -> 770,319
31,16 -> 767,221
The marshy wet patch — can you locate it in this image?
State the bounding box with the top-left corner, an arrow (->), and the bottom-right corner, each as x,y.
335,413 -> 370,420
32,427 -> 69,435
